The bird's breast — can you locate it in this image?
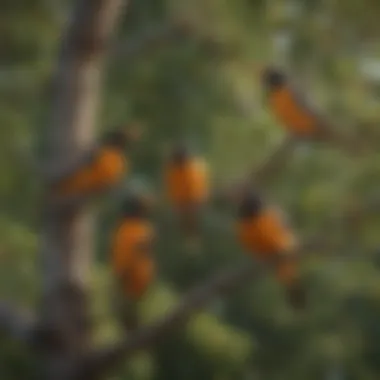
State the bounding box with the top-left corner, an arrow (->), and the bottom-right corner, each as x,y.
112,222 -> 154,275
238,210 -> 296,257
166,161 -> 209,205
96,148 -> 128,184
270,88 -> 317,136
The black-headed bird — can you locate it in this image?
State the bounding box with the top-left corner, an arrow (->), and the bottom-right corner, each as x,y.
262,67 -> 362,154
237,189 -> 306,310
51,125 -> 142,199
111,191 -> 155,329
164,143 -> 209,252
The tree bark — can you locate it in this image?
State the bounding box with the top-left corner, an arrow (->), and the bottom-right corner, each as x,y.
0,302 -> 35,341
39,0 -> 127,378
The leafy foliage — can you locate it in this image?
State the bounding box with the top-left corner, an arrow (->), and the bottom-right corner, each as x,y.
2,0 -> 380,379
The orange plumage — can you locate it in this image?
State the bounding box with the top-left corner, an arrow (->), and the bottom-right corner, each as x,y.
52,127 -> 141,199
165,157 -> 209,208
111,196 -> 155,300
237,191 -> 305,309
268,86 -> 318,137
164,144 -> 209,249
262,67 -> 332,140
125,255 -> 155,298
238,208 -> 297,257
55,147 -> 127,197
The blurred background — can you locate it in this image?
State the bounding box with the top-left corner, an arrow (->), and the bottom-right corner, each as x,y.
2,0 -> 380,379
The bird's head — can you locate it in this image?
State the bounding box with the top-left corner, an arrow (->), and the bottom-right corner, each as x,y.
262,67 -> 287,90
121,192 -> 155,219
238,189 -> 264,219
102,123 -> 143,150
170,141 -> 192,165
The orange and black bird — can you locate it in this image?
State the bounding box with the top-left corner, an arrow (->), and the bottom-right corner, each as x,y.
51,125 -> 142,200
237,189 -> 306,310
164,143 -> 209,251
111,193 -> 156,329
262,67 -> 361,154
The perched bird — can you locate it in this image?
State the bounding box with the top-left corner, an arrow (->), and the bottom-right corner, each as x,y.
164,143 -> 209,252
111,192 -> 156,329
237,189 -> 306,310
262,67 -> 361,154
51,125 -> 142,199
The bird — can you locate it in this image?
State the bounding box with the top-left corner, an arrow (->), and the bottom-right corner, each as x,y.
111,192 -> 156,330
164,142 -> 209,253
262,66 -> 362,154
236,189 -> 306,310
50,124 -> 142,200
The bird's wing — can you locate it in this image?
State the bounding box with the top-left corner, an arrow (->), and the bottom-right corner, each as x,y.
135,240 -> 154,255
47,145 -> 99,185
291,84 -> 361,153
135,233 -> 156,258
290,84 -> 332,135
271,205 -> 298,246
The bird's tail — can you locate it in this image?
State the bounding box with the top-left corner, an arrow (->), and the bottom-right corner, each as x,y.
276,257 -> 306,311
284,280 -> 307,311
112,281 -> 140,332
323,128 -> 369,157
179,204 -> 203,255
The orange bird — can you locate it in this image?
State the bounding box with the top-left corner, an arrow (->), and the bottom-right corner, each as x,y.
112,194 -> 155,300
262,67 -> 360,153
51,125 -> 142,199
111,193 -> 155,328
237,189 -> 306,310
164,143 -> 209,249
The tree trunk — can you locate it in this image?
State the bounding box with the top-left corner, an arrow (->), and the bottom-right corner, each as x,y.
39,1 -> 126,378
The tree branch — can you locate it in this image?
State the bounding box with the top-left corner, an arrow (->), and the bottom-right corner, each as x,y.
113,19 -> 243,62
113,22 -> 189,60
0,301 -> 35,342
41,0 -> 127,297
38,0 -> 127,378
77,238 -> 331,379
249,135 -> 298,188
214,135 -> 298,203
76,262 -> 256,379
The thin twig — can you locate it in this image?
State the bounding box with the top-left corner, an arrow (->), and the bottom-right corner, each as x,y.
113,22 -> 189,60
76,262 -> 256,379
214,135 -> 298,203
250,135 -> 297,188
76,238 -> 330,379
